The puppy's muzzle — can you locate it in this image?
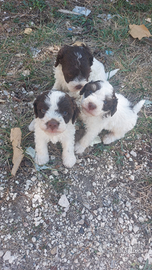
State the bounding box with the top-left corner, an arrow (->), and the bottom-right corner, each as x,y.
46,119 -> 59,131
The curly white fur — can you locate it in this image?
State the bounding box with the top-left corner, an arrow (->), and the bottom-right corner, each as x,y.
75,81 -> 145,154
29,90 -> 78,168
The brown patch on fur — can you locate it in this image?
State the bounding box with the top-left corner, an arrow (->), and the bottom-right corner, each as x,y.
80,81 -> 102,97
58,94 -> 80,124
33,91 -> 49,118
103,91 -> 118,116
55,44 -> 93,83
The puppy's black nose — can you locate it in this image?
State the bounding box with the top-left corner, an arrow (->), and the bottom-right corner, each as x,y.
75,84 -> 83,90
46,119 -> 59,131
88,102 -> 96,111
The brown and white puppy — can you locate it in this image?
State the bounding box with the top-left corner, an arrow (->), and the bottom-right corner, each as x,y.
75,80 -> 145,154
53,43 -> 118,99
29,89 -> 79,168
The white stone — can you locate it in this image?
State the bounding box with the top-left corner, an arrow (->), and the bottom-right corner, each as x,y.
118,217 -> 123,224
130,150 -> 137,157
58,195 -> 70,208
101,222 -> 105,228
32,237 -> 36,243
131,236 -> 137,245
3,251 -> 17,263
78,219 -> 84,225
130,175 -> 135,181
144,249 -> 152,263
138,257 -> 143,263
51,246 -> 58,255
126,201 -> 131,208
86,191 -> 91,197
139,216 -> 144,223
133,225 -> 139,233
52,170 -> 59,176
31,176 -> 37,181
129,225 -> 132,232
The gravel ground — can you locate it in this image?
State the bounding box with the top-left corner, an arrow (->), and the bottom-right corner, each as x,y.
0,1 -> 152,269
0,98 -> 152,270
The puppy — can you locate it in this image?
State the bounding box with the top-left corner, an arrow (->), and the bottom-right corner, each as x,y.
75,80 -> 145,154
29,90 -> 79,168
53,43 -> 119,98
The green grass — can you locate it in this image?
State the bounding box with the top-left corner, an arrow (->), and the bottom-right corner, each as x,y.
0,0 -> 151,176
131,259 -> 152,270
2,0 -> 47,12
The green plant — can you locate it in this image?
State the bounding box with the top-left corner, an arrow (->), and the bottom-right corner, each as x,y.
131,259 -> 152,270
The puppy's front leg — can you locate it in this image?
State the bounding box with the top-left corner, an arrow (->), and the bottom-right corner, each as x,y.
35,135 -> 49,165
61,139 -> 76,168
75,126 -> 100,154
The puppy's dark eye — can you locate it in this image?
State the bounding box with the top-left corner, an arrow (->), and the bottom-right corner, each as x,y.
41,108 -> 46,114
104,100 -> 107,105
63,111 -> 68,116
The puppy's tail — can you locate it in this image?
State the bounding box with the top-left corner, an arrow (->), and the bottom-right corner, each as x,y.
106,69 -> 119,80
133,100 -> 145,114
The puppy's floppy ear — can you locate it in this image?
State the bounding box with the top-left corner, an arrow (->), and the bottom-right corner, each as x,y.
55,45 -> 68,67
103,92 -> 118,117
33,99 -> 38,118
71,98 -> 80,124
82,44 -> 93,67
80,84 -> 86,96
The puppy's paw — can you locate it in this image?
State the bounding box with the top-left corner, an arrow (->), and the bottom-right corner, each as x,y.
75,142 -> 86,154
63,154 -> 76,168
103,134 -> 116,144
35,154 -> 49,165
29,119 -> 35,132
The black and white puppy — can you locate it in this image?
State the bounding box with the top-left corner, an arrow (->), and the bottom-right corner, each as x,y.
29,90 -> 79,168
53,43 -> 119,98
75,80 -> 145,154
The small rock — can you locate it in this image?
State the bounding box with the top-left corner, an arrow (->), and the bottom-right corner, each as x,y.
131,236 -> 137,245
129,175 -> 135,181
51,246 -> 58,255
130,150 -> 137,157
52,170 -> 59,176
138,257 -> 143,263
32,237 -> 36,243
79,227 -> 84,234
22,69 -> 30,76
58,195 -> 70,208
86,191 -> 91,197
3,251 -> 17,263
139,216 -> 144,223
133,225 -> 139,233
78,219 -> 84,225
118,217 -> 123,224
144,249 -> 152,263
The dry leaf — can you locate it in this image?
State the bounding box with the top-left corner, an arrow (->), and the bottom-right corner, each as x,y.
22,69 -> 30,76
24,28 -> 32,35
145,18 -> 151,23
0,99 -> 6,103
129,24 -> 152,40
72,41 -> 86,47
48,45 -> 60,53
10,128 -> 24,176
